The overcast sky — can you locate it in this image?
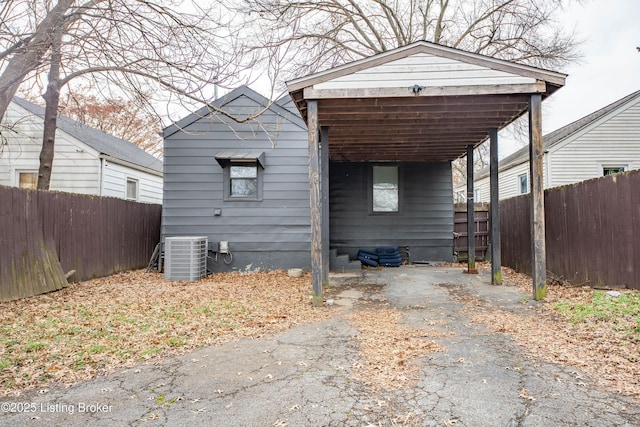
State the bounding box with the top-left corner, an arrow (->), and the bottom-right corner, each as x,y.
245,0 -> 639,159
500,0 -> 640,157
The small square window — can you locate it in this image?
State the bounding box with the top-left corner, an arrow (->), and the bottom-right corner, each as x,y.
230,165 -> 258,198
126,178 -> 138,201
222,161 -> 263,201
518,174 -> 528,195
603,166 -> 625,176
18,171 -> 38,189
372,165 -> 399,212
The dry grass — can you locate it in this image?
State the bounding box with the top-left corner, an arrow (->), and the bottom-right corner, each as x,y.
0,270 -> 330,397
461,263 -> 640,399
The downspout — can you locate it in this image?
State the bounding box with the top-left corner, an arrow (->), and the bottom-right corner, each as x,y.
99,157 -> 104,196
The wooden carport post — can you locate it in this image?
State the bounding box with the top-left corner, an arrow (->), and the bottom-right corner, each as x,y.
466,144 -> 477,273
489,128 -> 502,285
320,126 -> 330,286
529,94 -> 546,300
307,100 -> 324,306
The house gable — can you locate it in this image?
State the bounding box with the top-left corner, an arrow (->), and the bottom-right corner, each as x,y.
288,41 -> 565,99
1,101 -> 102,194
162,85 -> 311,271
163,86 -> 306,139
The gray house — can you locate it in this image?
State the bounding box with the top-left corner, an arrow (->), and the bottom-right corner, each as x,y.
163,84 -> 454,272
164,41 -> 566,300
162,86 -> 311,271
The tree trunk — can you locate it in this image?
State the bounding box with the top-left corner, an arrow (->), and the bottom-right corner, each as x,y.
37,27 -> 63,190
0,0 -> 75,122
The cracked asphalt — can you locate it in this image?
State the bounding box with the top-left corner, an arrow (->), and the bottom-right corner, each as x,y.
1,266 -> 639,426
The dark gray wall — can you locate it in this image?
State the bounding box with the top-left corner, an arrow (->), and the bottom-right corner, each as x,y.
329,161 -> 454,261
162,88 -> 311,272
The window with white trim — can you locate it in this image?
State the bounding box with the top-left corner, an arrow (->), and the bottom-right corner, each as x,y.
518,173 -> 528,195
126,178 -> 138,201
603,166 -> 625,176
230,164 -> 258,198
18,171 -> 38,189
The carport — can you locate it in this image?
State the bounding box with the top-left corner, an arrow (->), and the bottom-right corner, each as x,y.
287,41 -> 566,305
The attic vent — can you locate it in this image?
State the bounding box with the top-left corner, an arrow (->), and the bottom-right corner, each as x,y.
164,236 -> 208,281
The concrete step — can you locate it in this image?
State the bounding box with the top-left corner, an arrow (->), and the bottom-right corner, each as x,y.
330,252 -> 362,271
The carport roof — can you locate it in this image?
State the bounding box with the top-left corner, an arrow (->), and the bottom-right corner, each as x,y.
287,41 -> 566,162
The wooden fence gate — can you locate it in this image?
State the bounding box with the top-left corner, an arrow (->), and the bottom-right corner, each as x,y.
453,203 -> 489,262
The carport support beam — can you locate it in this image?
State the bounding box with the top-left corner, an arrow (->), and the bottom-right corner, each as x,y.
307,100 -> 324,307
489,128 -> 502,285
320,126 -> 330,286
466,144 -> 477,273
529,94 -> 547,300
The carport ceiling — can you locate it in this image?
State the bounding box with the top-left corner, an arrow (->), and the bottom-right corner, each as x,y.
287,41 -> 566,163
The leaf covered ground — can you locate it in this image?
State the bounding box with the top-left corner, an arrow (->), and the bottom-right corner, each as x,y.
0,265 -> 638,401
0,270 -> 330,397
462,263 -> 640,399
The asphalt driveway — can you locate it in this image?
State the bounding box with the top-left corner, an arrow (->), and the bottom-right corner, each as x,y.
1,266 -> 638,426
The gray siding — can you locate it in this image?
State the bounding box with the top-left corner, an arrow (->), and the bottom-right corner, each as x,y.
330,161 -> 454,261
162,89 -> 311,272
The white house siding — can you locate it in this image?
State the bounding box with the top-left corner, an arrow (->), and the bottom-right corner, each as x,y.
464,156 -> 549,202
548,100 -> 640,187
0,102 -> 101,194
101,160 -> 163,203
314,53 -> 536,90
465,94 -> 640,201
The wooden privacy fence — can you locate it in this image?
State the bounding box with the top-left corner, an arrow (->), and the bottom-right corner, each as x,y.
0,186 -> 161,301
453,203 -> 490,261
500,170 -> 640,290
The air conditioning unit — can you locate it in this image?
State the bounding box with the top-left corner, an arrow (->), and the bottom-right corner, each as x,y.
164,236 -> 208,281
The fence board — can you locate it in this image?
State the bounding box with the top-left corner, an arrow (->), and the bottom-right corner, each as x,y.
500,170 -> 640,290
0,186 -> 161,301
453,205 -> 489,261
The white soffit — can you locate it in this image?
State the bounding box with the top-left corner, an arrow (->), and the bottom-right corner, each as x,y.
313,53 -> 536,90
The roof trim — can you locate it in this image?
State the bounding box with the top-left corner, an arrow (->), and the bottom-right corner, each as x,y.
287,41 -> 567,92
100,154 -> 163,177
215,150 -> 265,168
11,96 -> 163,174
163,85 -> 306,138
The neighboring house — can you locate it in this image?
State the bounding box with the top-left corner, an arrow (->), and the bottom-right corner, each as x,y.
0,97 -> 163,203
162,86 -> 311,271
456,89 -> 640,201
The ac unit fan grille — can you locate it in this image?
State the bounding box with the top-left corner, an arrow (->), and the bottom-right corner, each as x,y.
164,236 -> 208,281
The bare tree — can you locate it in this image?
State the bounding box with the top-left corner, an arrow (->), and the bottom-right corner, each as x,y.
236,0 -> 580,79
235,0 -> 581,189
1,0 -> 277,189
0,0 -> 81,120
59,92 -> 163,156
